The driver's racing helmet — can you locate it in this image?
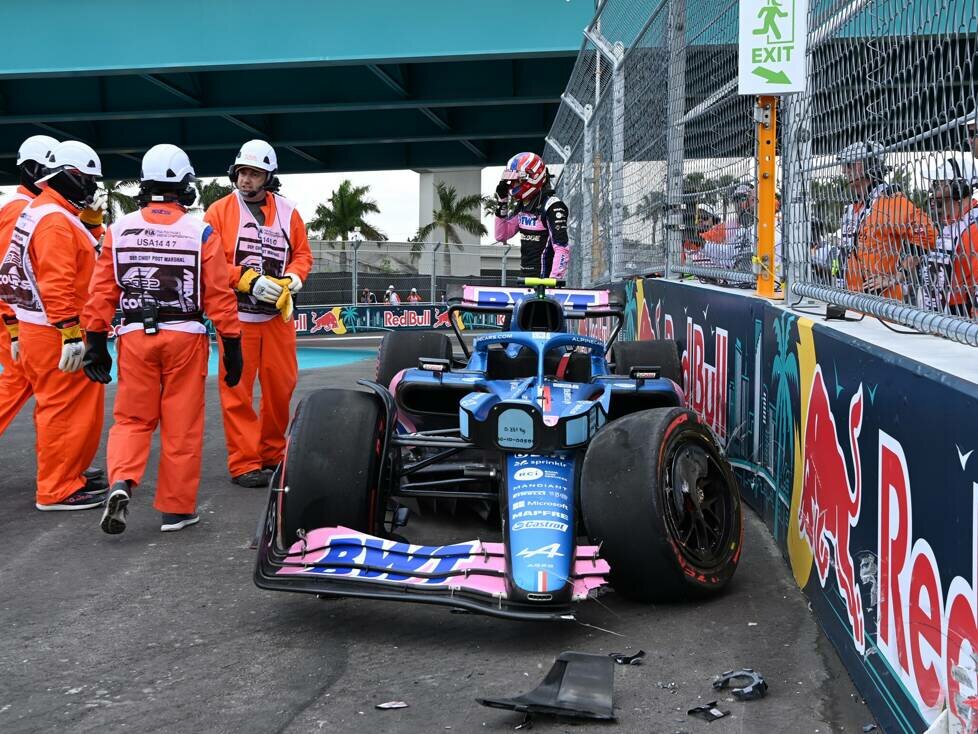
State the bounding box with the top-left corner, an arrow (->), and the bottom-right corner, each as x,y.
503,152 -> 548,202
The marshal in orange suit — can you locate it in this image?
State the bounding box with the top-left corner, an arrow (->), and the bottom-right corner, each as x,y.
203,140 -> 312,489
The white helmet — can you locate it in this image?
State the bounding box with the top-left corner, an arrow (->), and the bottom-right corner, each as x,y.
697,203 -> 719,219
36,141 -> 102,200
17,135 -> 59,167
231,139 -> 277,175
44,140 -> 102,176
921,153 -> 977,184
921,153 -> 976,199
141,144 -> 195,184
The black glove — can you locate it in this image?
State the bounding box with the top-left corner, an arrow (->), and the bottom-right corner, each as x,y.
221,336 -> 243,388
495,180 -> 510,200
82,331 -> 112,384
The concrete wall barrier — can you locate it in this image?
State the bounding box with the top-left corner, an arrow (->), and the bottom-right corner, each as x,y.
621,278 -> 978,734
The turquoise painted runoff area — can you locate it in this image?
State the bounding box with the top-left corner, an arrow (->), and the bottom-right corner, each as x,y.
0,345 -> 375,380
106,344 -> 374,381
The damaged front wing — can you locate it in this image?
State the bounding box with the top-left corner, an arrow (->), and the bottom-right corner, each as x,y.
253,493 -> 609,622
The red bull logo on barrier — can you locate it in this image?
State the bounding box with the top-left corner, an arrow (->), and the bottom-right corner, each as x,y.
663,313 -> 728,442
875,435 -> 978,727
799,365 -> 978,728
799,366 -> 865,652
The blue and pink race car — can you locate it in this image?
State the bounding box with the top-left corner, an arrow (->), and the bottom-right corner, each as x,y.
254,279 -> 742,621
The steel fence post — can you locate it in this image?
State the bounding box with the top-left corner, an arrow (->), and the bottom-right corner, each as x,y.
611,42 -> 625,283
351,241 -> 359,306
431,242 -> 441,300
666,0 -> 687,281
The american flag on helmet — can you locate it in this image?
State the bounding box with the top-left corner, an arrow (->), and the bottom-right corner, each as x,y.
504,152 -> 547,201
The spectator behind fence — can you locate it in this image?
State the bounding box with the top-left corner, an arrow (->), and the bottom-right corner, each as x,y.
360,287 -> 377,304
386,285 -> 401,306
407,287 -> 422,303
696,183 -> 782,278
920,153 -> 978,316
681,204 -> 721,262
838,141 -> 936,302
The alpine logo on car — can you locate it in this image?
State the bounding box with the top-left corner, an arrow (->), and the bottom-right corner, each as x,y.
517,543 -> 565,559
514,467 -> 544,481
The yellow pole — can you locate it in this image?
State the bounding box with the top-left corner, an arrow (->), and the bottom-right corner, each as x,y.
755,95 -> 780,299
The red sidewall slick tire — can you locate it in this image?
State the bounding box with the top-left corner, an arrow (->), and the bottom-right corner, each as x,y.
281,388 -> 384,545
581,407 -> 742,602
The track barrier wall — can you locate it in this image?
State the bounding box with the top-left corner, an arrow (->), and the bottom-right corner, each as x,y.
620,277 -> 978,733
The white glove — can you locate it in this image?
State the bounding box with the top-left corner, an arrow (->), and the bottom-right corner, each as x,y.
89,188 -> 108,213
9,339 -> 19,362
58,341 -> 85,372
252,275 -> 284,304
284,273 -> 303,293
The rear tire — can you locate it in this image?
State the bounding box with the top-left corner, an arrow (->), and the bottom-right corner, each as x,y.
611,339 -> 682,385
280,388 -> 385,545
581,407 -> 742,602
376,331 -> 453,387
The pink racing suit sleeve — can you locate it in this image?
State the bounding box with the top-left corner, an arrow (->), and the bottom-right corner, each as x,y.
494,194 -> 520,243
494,213 -> 520,243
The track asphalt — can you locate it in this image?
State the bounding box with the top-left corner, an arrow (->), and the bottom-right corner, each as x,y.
0,357 -> 872,733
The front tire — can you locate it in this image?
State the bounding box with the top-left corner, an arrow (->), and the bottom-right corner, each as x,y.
280,388 -> 385,545
581,407 -> 742,602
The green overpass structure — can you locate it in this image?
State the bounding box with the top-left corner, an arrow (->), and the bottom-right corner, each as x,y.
0,0 -> 595,182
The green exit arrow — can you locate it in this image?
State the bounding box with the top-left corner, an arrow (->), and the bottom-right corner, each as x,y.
752,66 -> 791,84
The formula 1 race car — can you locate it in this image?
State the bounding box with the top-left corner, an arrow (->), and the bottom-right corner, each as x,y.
254,279 -> 742,621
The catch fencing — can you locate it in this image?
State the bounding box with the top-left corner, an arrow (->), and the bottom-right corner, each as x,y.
545,0 -> 978,344
303,240 -> 520,305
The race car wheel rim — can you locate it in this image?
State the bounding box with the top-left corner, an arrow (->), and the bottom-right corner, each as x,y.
662,438 -> 736,570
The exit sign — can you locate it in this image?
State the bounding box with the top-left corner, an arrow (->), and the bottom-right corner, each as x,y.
738,0 -> 808,94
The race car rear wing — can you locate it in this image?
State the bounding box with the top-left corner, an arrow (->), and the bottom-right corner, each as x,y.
451,284 -> 623,357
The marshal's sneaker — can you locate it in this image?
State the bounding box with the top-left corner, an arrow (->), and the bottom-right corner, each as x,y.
231,469 -> 270,488
161,513 -> 200,532
36,486 -> 107,511
100,482 -> 131,535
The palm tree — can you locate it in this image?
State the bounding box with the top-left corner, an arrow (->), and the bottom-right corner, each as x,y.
307,180 -> 387,273
414,181 -> 487,270
770,311 -> 800,537
195,179 -> 233,211
104,179 -> 139,225
308,180 -> 386,242
714,174 -> 739,220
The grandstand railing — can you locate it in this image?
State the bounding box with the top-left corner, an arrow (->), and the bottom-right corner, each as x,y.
545,0 -> 978,345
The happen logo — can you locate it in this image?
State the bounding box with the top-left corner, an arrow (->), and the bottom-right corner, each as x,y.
514,467 -> 544,482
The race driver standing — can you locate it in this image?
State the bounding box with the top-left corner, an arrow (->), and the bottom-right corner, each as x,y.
0,140 -> 108,510
204,140 -> 312,488
493,152 -> 571,280
82,144 -> 244,534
